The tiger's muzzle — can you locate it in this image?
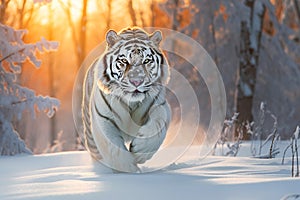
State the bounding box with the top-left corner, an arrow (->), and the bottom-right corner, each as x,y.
127,67 -> 145,87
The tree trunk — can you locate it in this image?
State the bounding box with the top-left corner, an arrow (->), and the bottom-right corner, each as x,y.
0,0 -> 9,24
18,0 -> 35,29
235,0 -> 266,139
78,0 -> 88,67
128,0 -> 137,26
209,1 -> 219,67
48,3 -> 57,147
172,0 -> 179,31
58,0 -> 78,66
106,0 -> 112,30
293,0 -> 300,24
150,0 -> 155,26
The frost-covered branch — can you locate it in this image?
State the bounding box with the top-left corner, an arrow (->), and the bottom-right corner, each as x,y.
249,102 -> 280,159
0,47 -> 25,63
213,113 -> 242,156
0,23 -> 60,155
282,126 -> 300,177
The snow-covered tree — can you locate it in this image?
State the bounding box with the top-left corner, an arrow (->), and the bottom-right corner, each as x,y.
0,23 -> 59,155
160,0 -> 300,139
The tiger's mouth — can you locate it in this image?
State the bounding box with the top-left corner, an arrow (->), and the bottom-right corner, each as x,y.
132,89 -> 146,96
133,89 -> 142,93
123,89 -> 146,96
122,89 -> 147,102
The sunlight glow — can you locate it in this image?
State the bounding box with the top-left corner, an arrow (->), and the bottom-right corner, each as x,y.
37,0 -> 82,25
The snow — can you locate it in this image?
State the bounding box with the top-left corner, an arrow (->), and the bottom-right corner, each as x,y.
1,142 -> 300,200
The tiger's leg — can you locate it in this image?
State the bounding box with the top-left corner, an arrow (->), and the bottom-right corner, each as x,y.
90,96 -> 139,173
130,102 -> 171,164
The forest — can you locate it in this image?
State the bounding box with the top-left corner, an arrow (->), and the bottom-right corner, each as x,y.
0,0 -> 300,155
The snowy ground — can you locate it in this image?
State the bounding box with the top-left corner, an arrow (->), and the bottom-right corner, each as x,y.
1,142 -> 300,200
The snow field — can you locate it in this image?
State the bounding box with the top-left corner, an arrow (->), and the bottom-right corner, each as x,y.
0,142 -> 300,200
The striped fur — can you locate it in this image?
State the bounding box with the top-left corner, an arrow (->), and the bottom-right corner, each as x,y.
82,27 -> 171,172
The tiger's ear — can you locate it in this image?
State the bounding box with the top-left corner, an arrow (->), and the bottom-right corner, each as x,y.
149,30 -> 162,46
106,30 -> 119,47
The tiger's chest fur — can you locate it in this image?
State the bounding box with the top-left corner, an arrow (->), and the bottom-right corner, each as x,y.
94,83 -> 157,139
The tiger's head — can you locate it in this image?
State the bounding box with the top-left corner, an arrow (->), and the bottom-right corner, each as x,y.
97,27 -> 170,103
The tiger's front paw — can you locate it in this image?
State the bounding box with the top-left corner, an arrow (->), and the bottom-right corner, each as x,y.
129,136 -> 160,164
114,161 -> 140,173
104,152 -> 140,173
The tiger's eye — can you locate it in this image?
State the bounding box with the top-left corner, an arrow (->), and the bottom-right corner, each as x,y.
143,59 -> 151,64
121,59 -> 129,64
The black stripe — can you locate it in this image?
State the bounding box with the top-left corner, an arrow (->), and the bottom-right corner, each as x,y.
115,63 -> 120,70
99,90 -> 112,112
94,100 -> 112,122
151,48 -> 164,65
102,55 -> 111,82
160,55 -> 164,65
118,54 -> 126,58
109,56 -> 113,65
123,39 -> 148,47
146,54 -> 152,58
125,45 -> 133,50
155,55 -> 160,66
99,89 -> 122,121
149,49 -> 162,66
113,47 -> 121,56
149,48 -> 155,55
94,101 -> 121,134
110,63 -> 118,78
158,100 -> 167,107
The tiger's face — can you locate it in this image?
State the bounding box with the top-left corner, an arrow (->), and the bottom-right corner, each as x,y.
98,28 -> 169,103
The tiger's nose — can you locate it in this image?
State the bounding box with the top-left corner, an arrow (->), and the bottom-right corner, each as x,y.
129,79 -> 143,87
128,68 -> 145,87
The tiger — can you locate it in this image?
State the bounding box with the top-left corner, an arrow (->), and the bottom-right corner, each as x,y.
82,27 -> 171,173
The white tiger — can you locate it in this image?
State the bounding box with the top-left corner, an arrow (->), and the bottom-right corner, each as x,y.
82,27 -> 171,172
